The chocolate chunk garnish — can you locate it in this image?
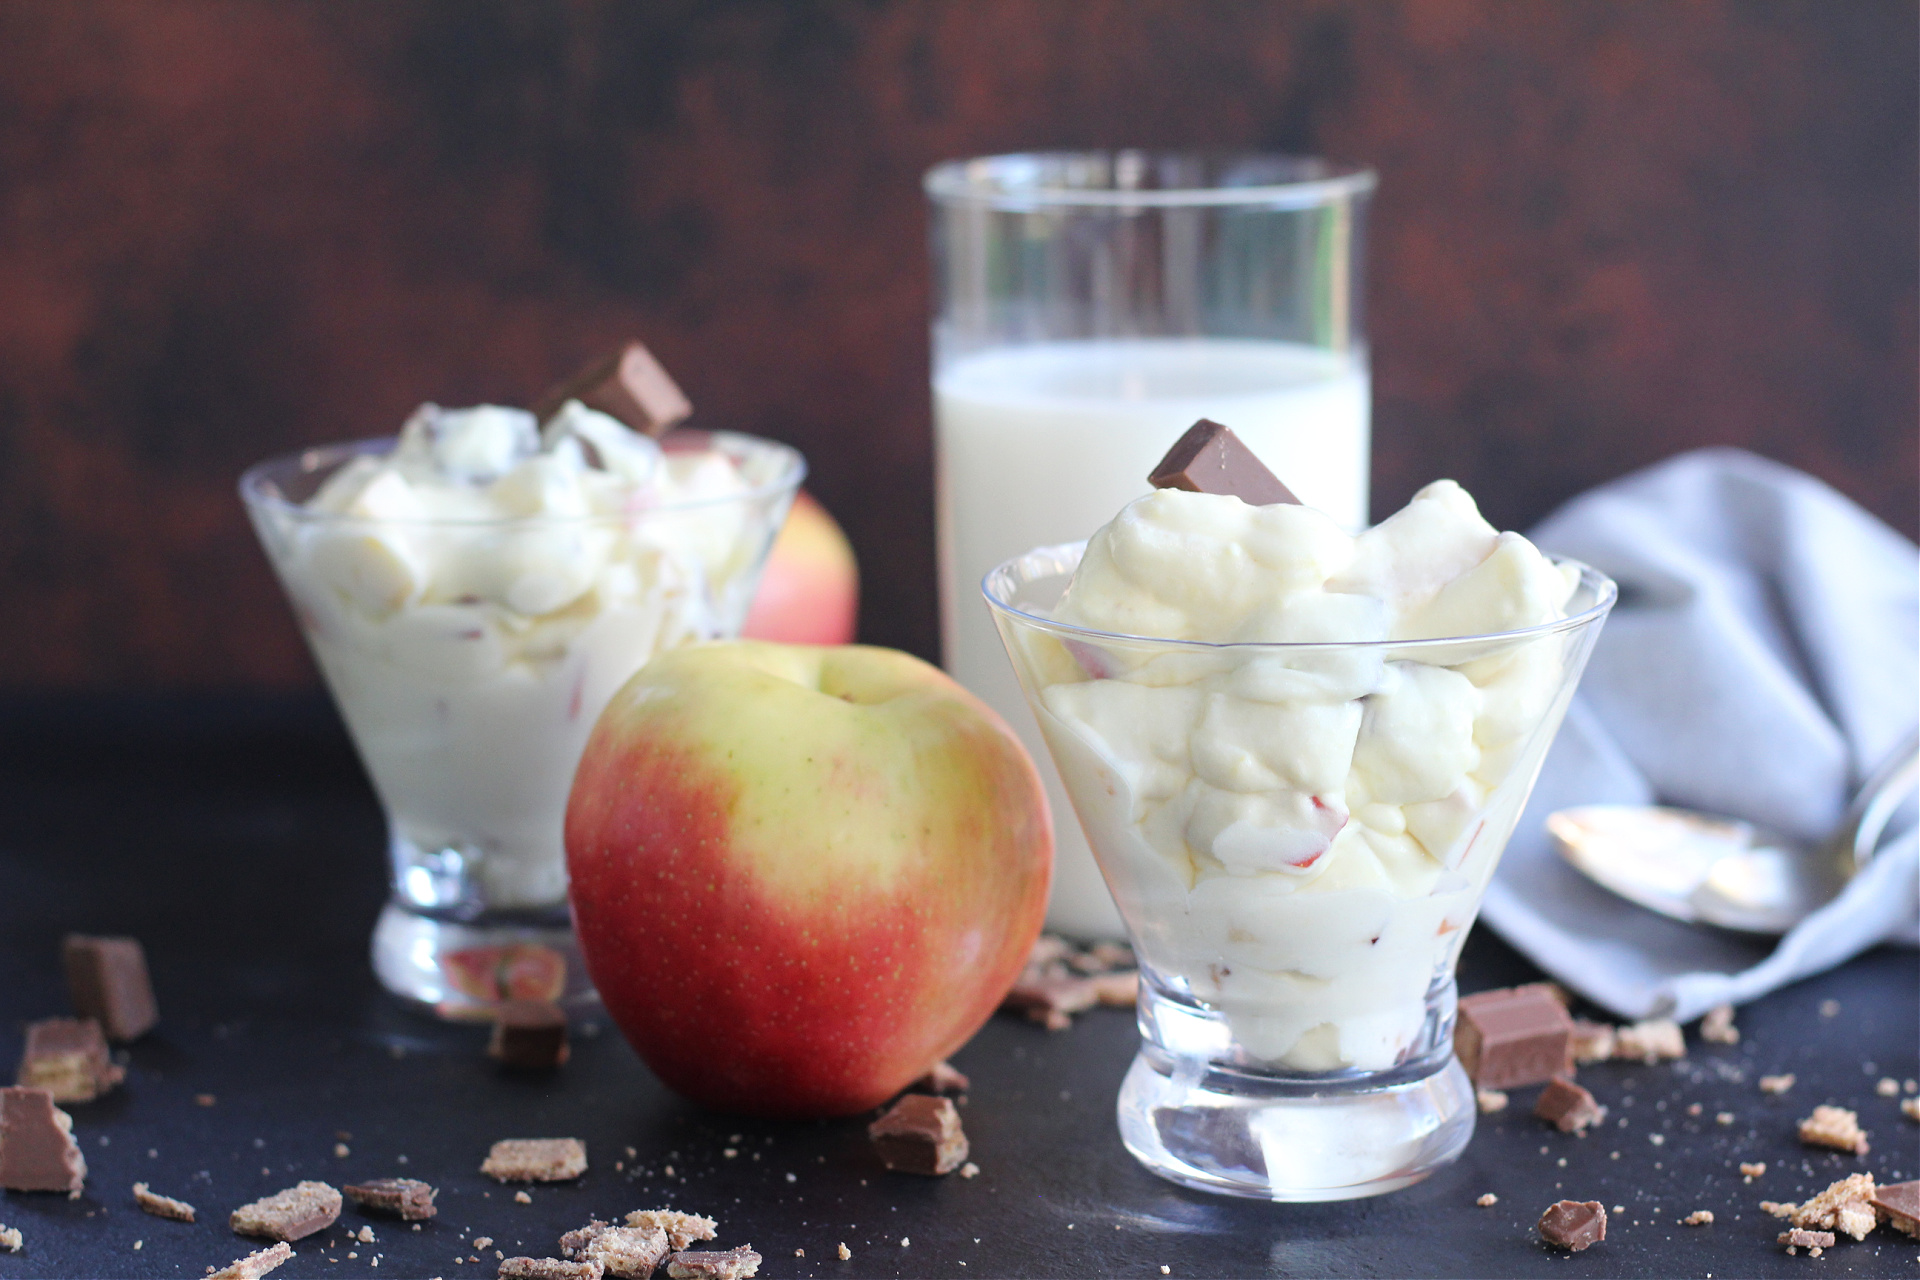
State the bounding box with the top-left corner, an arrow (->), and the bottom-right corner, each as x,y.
229,1181 -> 342,1241
1148,419 -> 1299,506
1534,1077 -> 1608,1135
133,1180 -> 196,1222
489,1000 -> 570,1071
665,1245 -> 762,1279
1538,1199 -> 1606,1251
1874,1180 -> 1920,1238
532,342 -> 692,437
208,1241 -> 294,1278
908,1061 -> 970,1097
481,1138 -> 587,1182
1455,984 -> 1575,1089
342,1177 -> 437,1221
63,934 -> 158,1042
0,1087 -> 86,1195
16,1018 -> 124,1103
869,1094 -> 968,1176
499,1259 -> 603,1280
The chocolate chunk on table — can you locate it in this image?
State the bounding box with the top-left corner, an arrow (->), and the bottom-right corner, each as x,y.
1874,1180 -> 1920,1237
1779,1228 -> 1836,1251
0,1086 -> 87,1194
869,1094 -> 969,1176
498,1258 -> 602,1280
1148,419 -> 1299,506
16,1017 -> 124,1102
342,1177 -> 437,1221
133,1180 -> 197,1222
1534,1077 -> 1608,1134
1455,984 -> 1575,1089
63,934 -> 158,1041
489,999 -> 570,1070
230,1180 -> 342,1241
532,341 -> 692,437
1538,1200 -> 1606,1251
666,1245 -> 762,1279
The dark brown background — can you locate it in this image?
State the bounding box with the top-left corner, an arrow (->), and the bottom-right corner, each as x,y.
1,0 -> 1913,691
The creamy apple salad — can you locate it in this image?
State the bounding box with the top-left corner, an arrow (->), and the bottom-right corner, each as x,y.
1021,480 -> 1590,1072
245,401 -> 802,913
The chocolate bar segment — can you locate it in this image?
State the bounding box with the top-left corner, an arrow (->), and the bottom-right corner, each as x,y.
560,1221 -> 671,1278
532,342 -> 692,437
17,1018 -> 124,1103
1533,1077 -> 1607,1134
498,1259 -> 602,1280
0,1086 -> 87,1194
481,1138 -> 587,1182
665,1246 -> 762,1279
342,1177 -> 437,1221
1873,1180 -> 1920,1238
1454,984 -> 1575,1089
1148,419 -> 1299,506
489,1000 -> 569,1070
230,1181 -> 342,1241
868,1094 -> 968,1175
63,934 -> 158,1041
1538,1199 -> 1606,1251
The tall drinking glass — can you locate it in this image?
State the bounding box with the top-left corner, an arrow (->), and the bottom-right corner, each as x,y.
986,543 -> 1615,1199
927,151 -> 1375,938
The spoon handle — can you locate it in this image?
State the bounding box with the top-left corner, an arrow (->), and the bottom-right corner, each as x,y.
1834,729 -> 1920,873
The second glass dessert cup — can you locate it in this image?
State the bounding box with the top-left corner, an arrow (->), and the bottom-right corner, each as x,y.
242,430 -> 804,1017
985,542 -> 1615,1200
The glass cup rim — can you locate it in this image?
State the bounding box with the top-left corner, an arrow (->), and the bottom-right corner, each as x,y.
924,149 -> 1378,211
982,539 -> 1618,653
238,428 -> 807,528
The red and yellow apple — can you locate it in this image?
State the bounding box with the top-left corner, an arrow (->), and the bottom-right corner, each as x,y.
741,490 -> 859,645
564,641 -> 1052,1117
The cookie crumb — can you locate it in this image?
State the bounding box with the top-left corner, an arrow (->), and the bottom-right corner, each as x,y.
1716,1111 -> 1735,1126
480,1139 -> 586,1182
1798,1105 -> 1870,1155
1476,1193 -> 1498,1207
1699,1004 -> 1739,1045
207,1241 -> 295,1279
0,1225 -> 19,1253
1903,1098 -> 1920,1122
1759,1073 -> 1796,1095
837,1243 -> 851,1261
133,1181 -> 197,1223
1741,1162 -> 1767,1178
515,1191 -> 533,1204
229,1182 -> 341,1242
958,1162 -> 980,1179
1475,1088 -> 1509,1114
1684,1210 -> 1713,1226
1613,1019 -> 1685,1062
1876,1077 -> 1901,1098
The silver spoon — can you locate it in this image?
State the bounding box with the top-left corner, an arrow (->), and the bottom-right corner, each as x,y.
1549,731 -> 1919,935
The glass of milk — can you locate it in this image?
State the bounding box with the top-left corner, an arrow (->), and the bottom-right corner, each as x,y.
926,151 -> 1376,938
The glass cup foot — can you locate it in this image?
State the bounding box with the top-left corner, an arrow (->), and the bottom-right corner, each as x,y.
371,902 -> 599,1020
1116,1050 -> 1475,1202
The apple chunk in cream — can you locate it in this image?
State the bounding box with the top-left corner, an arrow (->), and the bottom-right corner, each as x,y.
1034,481 -> 1581,1072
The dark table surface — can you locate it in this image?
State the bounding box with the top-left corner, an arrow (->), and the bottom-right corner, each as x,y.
0,695 -> 1914,1280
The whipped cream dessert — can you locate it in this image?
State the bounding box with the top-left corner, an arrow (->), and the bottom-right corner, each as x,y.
251,401 -> 797,911
1026,480 -> 1585,1072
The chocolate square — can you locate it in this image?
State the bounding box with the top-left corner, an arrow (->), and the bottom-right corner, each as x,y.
488,1000 -> 569,1070
343,1176 -> 437,1220
0,1086 -> 87,1195
17,1017 -> 123,1103
63,934 -> 158,1042
1534,1077 -> 1607,1134
1455,985 -> 1575,1089
1538,1200 -> 1606,1251
1148,419 -> 1299,506
868,1094 -> 968,1175
532,342 -> 692,437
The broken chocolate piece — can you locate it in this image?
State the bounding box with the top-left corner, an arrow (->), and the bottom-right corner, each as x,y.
208,1241 -> 294,1279
16,1018 -> 124,1103
869,1094 -> 968,1175
909,1061 -> 970,1096
1534,1077 -> 1608,1135
665,1245 -> 762,1279
1779,1228 -> 1835,1250
1873,1180 -> 1920,1238
1002,969 -> 1099,1030
1148,419 -> 1298,506
489,1000 -> 569,1071
499,1259 -> 602,1280
532,342 -> 692,437
0,1086 -> 86,1195
481,1138 -> 587,1182
1538,1199 -> 1606,1251
229,1181 -> 342,1241
63,934 -> 158,1041
560,1222 -> 670,1279
342,1177 -> 437,1221
1454,985 -> 1575,1089
623,1210 -> 717,1252
133,1180 -> 196,1222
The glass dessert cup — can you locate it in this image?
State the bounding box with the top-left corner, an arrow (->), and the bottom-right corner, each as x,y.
985,542 -> 1615,1200
242,430 -> 804,1017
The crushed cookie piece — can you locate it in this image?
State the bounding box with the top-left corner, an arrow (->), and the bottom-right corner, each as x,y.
1798,1104 -> 1870,1155
958,1161 -> 980,1179
1612,1019 -> 1685,1062
1538,1200 -> 1606,1251
1475,1088 -> 1508,1114
622,1210 -> 717,1252
836,1243 -> 851,1261
133,1181 -> 196,1222
1741,1162 -> 1767,1178
473,1238 -> 493,1251
230,1182 -> 341,1242
1759,1073 -> 1796,1095
664,1245 -> 761,1279
481,1139 -> 586,1182
1779,1228 -> 1835,1250
1876,1077 -> 1901,1098
1769,1172 -> 1879,1241
497,1259 -> 601,1280
1569,1020 -> 1615,1064
343,1178 -> 437,1221
1716,1111 -> 1735,1125
1476,1193 -> 1497,1207
1903,1097 -> 1920,1122
1683,1209 -> 1713,1226
208,1241 -> 295,1278
515,1190 -> 533,1204
1698,1003 -> 1738,1044
560,1222 -> 669,1279
0,1224 -> 20,1252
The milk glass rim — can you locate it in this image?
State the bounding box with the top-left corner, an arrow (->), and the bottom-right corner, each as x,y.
982,540 -> 1618,652
239,429 -> 807,528
924,150 -> 1378,211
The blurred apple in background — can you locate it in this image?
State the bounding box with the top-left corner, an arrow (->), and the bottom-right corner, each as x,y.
741,489 -> 858,644
565,640 -> 1052,1117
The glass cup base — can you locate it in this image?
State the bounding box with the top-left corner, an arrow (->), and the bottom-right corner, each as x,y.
370,902 -> 599,1020
1116,1049 -> 1475,1201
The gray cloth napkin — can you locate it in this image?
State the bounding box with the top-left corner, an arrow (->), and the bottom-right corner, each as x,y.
1479,447 -> 1919,1021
